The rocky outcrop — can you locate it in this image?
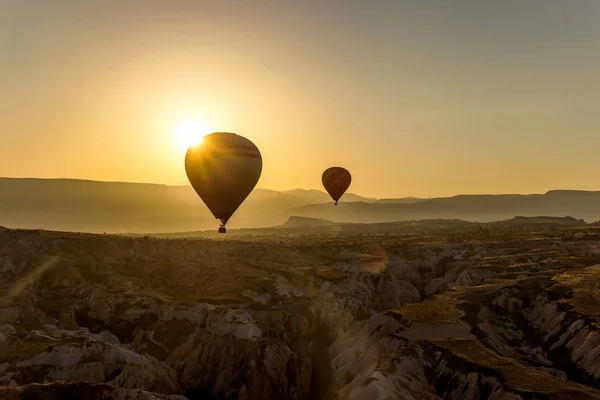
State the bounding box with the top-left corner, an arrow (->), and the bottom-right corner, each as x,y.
0,382 -> 188,400
3,221 -> 600,399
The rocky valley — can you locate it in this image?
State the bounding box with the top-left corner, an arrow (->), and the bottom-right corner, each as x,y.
2,218 -> 600,399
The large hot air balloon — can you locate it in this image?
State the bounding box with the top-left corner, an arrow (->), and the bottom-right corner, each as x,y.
322,167 -> 351,205
185,132 -> 262,233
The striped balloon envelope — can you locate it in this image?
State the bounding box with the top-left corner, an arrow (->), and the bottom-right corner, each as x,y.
185,132 -> 262,233
322,166 -> 351,205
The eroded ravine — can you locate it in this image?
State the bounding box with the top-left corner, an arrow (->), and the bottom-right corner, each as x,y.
3,222 -> 600,399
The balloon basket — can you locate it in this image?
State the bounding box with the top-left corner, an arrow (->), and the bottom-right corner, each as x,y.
218,226 -> 227,234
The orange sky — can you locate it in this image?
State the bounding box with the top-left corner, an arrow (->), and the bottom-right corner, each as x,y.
2,1 -> 600,198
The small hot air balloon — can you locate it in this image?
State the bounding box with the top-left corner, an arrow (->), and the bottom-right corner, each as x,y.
322,166 -> 351,205
185,132 -> 262,233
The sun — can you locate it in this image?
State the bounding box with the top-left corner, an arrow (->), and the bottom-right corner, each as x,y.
174,117 -> 211,151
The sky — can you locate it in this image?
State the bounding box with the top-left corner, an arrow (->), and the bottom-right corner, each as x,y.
1,0 -> 600,198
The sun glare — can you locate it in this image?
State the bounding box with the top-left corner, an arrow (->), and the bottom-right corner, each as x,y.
174,118 -> 211,151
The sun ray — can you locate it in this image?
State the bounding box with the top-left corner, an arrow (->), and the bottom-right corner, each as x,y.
174,117 -> 211,150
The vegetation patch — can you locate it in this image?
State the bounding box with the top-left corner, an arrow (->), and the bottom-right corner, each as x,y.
385,295 -> 461,324
0,341 -> 57,363
314,268 -> 346,281
552,265 -> 600,316
452,279 -> 517,298
431,338 -> 600,398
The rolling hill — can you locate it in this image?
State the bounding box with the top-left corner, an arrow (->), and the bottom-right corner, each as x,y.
1,178 -> 600,233
0,178 -> 372,233
291,190 -> 600,224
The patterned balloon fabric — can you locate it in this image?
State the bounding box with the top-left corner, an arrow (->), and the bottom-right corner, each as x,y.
322,167 -> 352,204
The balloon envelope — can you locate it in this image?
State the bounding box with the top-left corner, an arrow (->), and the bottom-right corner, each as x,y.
322,167 -> 351,204
185,132 -> 262,227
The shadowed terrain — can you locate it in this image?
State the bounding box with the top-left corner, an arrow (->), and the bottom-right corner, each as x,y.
3,217 -> 600,398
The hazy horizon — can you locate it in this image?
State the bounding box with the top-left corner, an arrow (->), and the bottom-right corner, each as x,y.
3,1 -> 600,198
1,175 -> 596,199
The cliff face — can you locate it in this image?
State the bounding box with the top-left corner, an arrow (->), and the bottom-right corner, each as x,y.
2,221 -> 600,399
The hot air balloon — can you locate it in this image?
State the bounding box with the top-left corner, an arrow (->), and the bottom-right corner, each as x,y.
322,167 -> 351,205
185,132 -> 262,233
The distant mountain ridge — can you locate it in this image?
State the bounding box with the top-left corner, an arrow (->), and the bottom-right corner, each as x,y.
290,190 -> 600,224
0,178 -> 373,232
0,177 -> 599,233
376,197 -> 428,204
